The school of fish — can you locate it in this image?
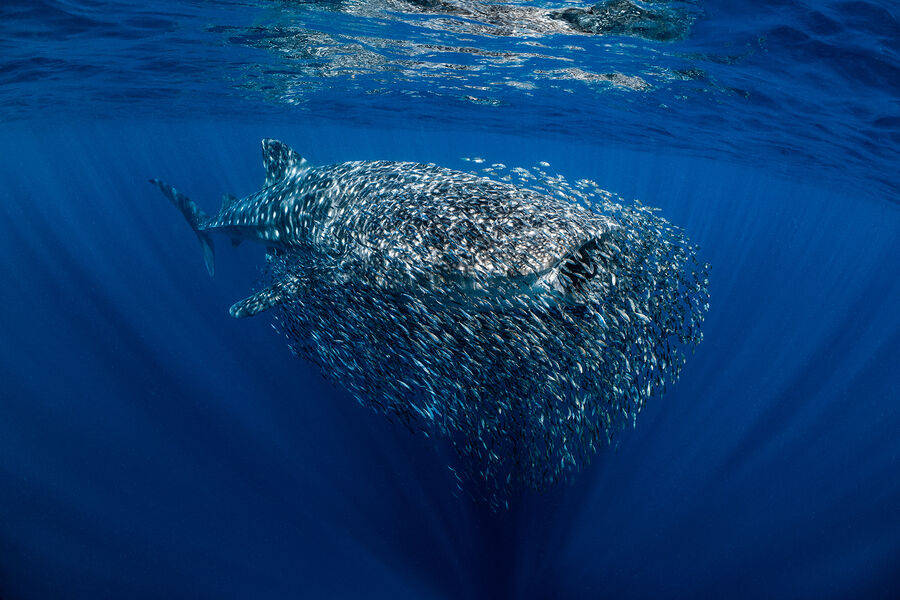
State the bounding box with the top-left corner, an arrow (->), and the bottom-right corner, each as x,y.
260,154 -> 708,507
151,141 -> 708,507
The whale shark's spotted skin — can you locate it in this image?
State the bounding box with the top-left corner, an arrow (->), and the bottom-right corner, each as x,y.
151,139 -> 708,507
203,146 -> 618,298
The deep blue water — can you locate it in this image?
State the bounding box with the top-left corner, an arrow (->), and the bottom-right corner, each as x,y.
1,1 -> 899,598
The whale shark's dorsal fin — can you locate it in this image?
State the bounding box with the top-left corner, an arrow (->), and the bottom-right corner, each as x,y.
221,193 -> 239,211
261,139 -> 310,187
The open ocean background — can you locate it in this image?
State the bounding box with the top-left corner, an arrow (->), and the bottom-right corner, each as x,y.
1,1 -> 898,598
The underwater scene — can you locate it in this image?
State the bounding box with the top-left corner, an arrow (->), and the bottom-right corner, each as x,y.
0,0 -> 898,598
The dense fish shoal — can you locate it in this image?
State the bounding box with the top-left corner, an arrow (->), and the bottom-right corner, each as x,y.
261,160 -> 709,506
151,141 -> 708,507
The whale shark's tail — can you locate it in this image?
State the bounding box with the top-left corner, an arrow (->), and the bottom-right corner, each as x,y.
149,179 -> 215,277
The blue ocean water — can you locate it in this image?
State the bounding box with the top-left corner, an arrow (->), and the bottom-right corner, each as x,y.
1,1 -> 898,598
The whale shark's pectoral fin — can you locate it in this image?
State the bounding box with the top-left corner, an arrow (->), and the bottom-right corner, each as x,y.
261,139 -> 311,187
229,277 -> 296,319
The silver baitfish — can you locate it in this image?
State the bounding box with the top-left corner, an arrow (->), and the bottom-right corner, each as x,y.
151,139 -> 709,507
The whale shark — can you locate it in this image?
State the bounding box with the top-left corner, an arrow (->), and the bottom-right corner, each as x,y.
151,139 -> 708,506
151,139 -> 618,318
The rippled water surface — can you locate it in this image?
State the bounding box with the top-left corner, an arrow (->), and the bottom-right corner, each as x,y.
2,0 -> 898,196
1,1 -> 898,598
